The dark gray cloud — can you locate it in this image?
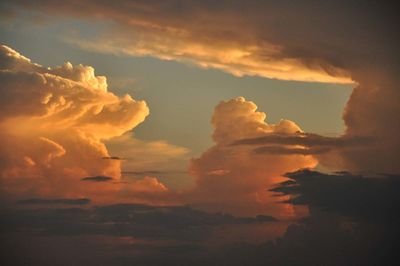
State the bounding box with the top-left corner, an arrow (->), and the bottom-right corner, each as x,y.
17,198 -> 91,205
272,169 -> 400,222
0,204 -> 276,240
233,132 -> 371,148
233,133 -> 372,164
3,202 -> 398,265
4,172 -> 400,265
81,176 -> 113,182
101,156 -> 124,160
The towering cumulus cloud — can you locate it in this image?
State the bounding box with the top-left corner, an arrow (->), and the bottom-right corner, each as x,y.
341,70 -> 399,174
0,45 -> 149,201
188,97 -> 317,218
2,0 -> 397,174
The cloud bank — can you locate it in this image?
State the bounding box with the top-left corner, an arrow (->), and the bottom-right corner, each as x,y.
1,0 -> 355,84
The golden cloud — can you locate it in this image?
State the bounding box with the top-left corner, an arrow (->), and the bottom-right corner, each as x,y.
186,97 -> 316,218
0,45 -> 169,202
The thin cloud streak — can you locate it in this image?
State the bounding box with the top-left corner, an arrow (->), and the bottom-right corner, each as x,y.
17,198 -> 91,205
81,176 -> 114,182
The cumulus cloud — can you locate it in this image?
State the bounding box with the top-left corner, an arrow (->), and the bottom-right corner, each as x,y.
3,0 -> 398,174
1,45 -> 312,213
187,97 -> 317,218
127,176 -> 169,193
0,44 -> 175,203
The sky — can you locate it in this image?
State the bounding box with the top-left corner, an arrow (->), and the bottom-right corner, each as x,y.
0,1 -> 399,265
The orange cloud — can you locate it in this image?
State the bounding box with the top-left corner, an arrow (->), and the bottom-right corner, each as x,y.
0,45 -> 170,203
186,97 -> 317,218
70,36 -> 352,84
4,1 -> 398,173
105,133 -> 189,172
2,1 -> 353,84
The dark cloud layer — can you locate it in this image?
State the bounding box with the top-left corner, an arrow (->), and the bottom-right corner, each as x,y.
0,204 -> 276,240
81,175 -> 114,182
273,169 -> 400,222
101,156 -> 124,160
17,198 -> 91,205
234,132 -> 371,148
234,132 -> 372,158
2,170 -> 400,265
3,189 -> 400,266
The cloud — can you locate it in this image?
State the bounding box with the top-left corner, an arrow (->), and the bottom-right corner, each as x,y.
0,44 -> 166,203
233,132 -> 370,148
3,0 -> 398,174
122,170 -> 165,176
233,132 -> 373,170
127,176 -> 169,193
4,199 -> 398,265
105,133 -> 189,174
17,198 -> 91,205
81,176 -> 114,182
186,97 -> 317,218
1,0 -> 355,84
0,203 -> 277,241
254,145 -> 330,155
101,156 -> 124,160
272,169 -> 400,222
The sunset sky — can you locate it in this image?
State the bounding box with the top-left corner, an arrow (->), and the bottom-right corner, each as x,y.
0,1 -> 399,265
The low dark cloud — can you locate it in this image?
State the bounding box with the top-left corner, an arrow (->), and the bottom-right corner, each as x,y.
17,198 -> 91,205
3,201 -> 398,265
233,133 -> 373,170
233,132 -> 371,149
272,169 -> 400,222
1,204 -> 276,240
81,176 -> 114,182
101,156 -> 124,160
4,173 -> 400,265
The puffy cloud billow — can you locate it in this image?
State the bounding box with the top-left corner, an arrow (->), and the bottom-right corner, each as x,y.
0,45 -> 152,202
187,97 -> 317,218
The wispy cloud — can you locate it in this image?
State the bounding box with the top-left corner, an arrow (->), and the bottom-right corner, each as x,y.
81,176 -> 114,182
17,198 -> 91,205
